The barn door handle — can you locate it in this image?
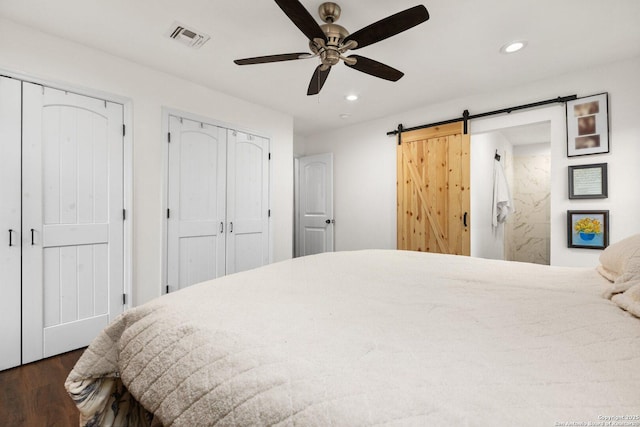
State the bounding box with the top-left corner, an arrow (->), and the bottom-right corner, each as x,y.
8,229 -> 13,247
31,228 -> 35,245
463,212 -> 468,227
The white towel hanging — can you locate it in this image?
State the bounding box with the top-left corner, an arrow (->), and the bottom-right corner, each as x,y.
492,154 -> 514,227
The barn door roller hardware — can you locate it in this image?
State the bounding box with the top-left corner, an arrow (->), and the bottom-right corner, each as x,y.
389,94 -> 577,144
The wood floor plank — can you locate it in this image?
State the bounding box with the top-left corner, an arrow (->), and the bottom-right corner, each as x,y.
0,348 -> 85,426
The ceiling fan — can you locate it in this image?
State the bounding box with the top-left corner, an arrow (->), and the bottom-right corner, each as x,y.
234,0 -> 429,95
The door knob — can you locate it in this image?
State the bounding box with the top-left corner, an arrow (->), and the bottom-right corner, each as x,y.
325,219 -> 331,224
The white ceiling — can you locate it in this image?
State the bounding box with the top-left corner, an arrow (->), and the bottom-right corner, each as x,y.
500,121 -> 551,146
2,0 -> 639,136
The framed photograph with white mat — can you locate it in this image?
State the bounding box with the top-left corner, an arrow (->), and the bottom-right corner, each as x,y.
566,93 -> 609,157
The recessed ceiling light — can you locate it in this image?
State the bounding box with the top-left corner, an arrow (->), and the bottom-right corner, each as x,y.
339,113 -> 351,119
500,40 -> 527,54
345,94 -> 358,101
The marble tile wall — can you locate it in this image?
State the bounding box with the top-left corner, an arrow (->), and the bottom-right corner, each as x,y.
505,154 -> 551,265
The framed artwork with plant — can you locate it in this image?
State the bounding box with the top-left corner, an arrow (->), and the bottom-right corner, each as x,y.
567,210 -> 609,249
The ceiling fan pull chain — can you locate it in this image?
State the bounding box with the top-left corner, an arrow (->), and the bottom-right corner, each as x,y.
316,60 -> 321,103
317,67 -> 321,103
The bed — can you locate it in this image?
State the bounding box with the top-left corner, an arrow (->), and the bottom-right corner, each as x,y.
65,238 -> 640,426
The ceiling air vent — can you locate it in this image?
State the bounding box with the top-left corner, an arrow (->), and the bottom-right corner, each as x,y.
165,21 -> 210,49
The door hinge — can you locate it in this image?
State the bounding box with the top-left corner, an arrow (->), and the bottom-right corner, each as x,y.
122,293 -> 127,305
168,132 -> 171,143
268,209 -> 271,217
167,208 -> 171,219
166,285 -> 170,294
122,124 -> 126,136
268,152 -> 271,160
123,209 -> 126,220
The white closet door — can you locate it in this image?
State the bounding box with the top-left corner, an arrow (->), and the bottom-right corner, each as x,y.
298,153 -> 334,256
0,76 -> 22,371
167,116 -> 227,291
226,131 -> 269,274
22,83 -> 125,362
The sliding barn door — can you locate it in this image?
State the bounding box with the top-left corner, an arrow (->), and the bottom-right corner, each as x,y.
397,122 -> 470,255
167,117 -> 227,291
0,76 -> 22,371
22,83 -> 125,362
226,131 -> 270,274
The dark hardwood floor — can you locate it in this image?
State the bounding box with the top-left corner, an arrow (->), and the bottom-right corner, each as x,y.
0,348 -> 85,427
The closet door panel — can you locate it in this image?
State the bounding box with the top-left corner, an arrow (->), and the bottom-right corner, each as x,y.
22,83 -> 124,362
0,76 -> 22,371
179,236 -> 217,287
226,131 -> 269,274
167,117 -> 227,291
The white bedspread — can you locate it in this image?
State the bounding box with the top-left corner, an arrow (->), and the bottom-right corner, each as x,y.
66,250 -> 640,426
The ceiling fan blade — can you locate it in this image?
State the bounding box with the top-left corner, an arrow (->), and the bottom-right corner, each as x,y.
345,55 -> 404,81
274,0 -> 327,42
234,53 -> 311,65
344,5 -> 429,50
307,65 -> 331,95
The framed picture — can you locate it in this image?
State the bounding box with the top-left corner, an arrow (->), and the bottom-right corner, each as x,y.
567,210 -> 609,249
566,93 -> 609,157
568,163 -> 608,199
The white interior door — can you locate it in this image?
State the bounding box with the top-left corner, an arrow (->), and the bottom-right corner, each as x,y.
22,83 -> 125,362
167,117 -> 227,291
297,153 -> 334,256
0,76 -> 22,371
226,131 -> 270,274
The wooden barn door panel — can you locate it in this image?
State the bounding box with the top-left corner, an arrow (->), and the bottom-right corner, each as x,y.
397,122 -> 470,255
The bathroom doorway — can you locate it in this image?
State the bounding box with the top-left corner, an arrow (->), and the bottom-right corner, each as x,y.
471,121 -> 551,265
501,123 -> 551,265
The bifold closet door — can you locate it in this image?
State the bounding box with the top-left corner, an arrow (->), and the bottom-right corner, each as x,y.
22,83 -> 125,363
167,116 -> 227,291
226,131 -> 270,274
0,76 -> 22,371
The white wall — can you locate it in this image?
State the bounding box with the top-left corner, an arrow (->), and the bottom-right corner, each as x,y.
295,125 -> 397,251
299,56 -> 640,267
0,18 -> 294,305
470,131 -> 513,260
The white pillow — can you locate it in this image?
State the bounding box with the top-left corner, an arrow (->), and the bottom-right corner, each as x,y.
598,234 -> 640,299
612,283 -> 640,318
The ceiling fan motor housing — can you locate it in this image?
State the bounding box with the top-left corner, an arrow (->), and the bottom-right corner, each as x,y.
309,19 -> 350,68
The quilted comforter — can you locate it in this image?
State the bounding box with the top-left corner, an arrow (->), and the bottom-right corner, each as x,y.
65,250 -> 640,426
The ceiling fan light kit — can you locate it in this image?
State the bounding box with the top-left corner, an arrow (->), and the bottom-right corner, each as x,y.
233,0 -> 430,95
